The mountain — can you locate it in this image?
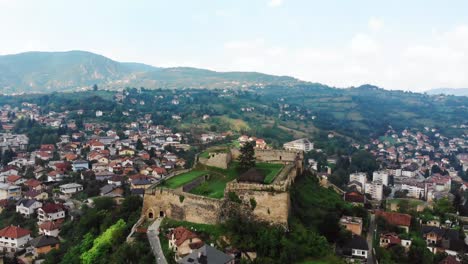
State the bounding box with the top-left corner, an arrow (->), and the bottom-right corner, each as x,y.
0,51 -> 304,93
426,88 -> 468,97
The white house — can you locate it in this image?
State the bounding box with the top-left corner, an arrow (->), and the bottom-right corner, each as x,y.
96,110 -> 103,117
15,199 -> 42,218
59,183 -> 83,195
0,225 -> 32,253
0,183 -> 21,200
38,203 -> 66,222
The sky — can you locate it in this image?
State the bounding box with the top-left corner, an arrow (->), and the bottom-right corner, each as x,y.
1,0 -> 468,91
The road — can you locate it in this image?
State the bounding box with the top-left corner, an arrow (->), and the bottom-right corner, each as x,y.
367,214 -> 376,264
148,217 -> 168,264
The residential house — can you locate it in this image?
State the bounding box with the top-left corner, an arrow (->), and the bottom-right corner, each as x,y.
24,189 -> 48,200
59,183 -> 83,195
16,199 -> 42,218
6,175 -> 25,185
24,179 -> 43,191
379,233 -> 412,250
0,183 -> 21,200
29,235 -> 60,256
422,226 -> 467,255
38,203 -> 66,223
344,191 -> 366,205
340,216 -> 363,236
100,184 -> 124,197
108,175 -> 124,186
375,211 -> 412,233
38,221 -> 61,237
0,225 -> 32,253
341,235 -> 369,260
72,160 -> 89,172
179,244 -> 235,264
168,226 -> 204,259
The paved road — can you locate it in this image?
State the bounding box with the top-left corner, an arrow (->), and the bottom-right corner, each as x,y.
148,218 -> 168,264
367,214 -> 376,264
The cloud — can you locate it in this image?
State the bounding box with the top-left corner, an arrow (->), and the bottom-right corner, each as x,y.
368,17 -> 383,32
350,33 -> 379,54
268,0 -> 283,8
217,24 -> 468,91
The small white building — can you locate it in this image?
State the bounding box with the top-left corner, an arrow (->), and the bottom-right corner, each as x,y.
96,110 -> 103,117
59,183 -> 83,195
16,199 -> 42,218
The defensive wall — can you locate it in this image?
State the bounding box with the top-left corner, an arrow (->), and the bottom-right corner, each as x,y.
142,148 -> 304,227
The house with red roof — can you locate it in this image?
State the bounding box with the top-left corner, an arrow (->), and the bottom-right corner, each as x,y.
379,233 -> 412,250
0,225 -> 32,252
24,189 -> 49,200
38,203 -> 66,223
6,175 -> 25,185
38,221 -> 61,237
89,140 -> 105,151
375,211 -> 412,233
168,226 -> 204,259
40,144 -> 55,153
24,179 -> 43,191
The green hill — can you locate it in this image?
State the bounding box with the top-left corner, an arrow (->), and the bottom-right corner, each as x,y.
0,51 -> 304,93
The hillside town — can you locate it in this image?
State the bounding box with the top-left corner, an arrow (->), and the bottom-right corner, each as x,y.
0,95 -> 467,264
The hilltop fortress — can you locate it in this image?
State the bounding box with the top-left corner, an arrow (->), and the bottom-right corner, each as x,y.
142,148 -> 303,227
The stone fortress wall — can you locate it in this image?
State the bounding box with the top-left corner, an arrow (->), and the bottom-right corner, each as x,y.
142,148 -> 304,227
198,147 -> 232,169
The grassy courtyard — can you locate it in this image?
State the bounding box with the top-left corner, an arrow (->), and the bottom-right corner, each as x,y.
161,170 -> 209,189
190,162 -> 284,199
162,161 -> 284,199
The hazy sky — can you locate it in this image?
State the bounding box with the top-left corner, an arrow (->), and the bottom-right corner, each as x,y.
1,0 -> 468,91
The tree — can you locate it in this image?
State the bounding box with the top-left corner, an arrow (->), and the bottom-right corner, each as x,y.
92,84 -> 98,91
238,141 -> 256,171
434,198 -> 455,216
136,139 -> 144,150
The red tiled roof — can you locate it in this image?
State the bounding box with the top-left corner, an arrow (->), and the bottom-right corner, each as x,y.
380,233 -> 401,245
169,226 -> 200,247
0,225 -> 31,238
344,191 -> 365,203
375,211 -> 412,227
25,179 -> 42,188
7,175 -> 21,183
39,221 -> 61,231
439,256 -> 461,264
40,203 -> 65,214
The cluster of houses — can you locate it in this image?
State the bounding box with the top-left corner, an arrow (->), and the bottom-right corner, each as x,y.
0,102 -> 206,261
